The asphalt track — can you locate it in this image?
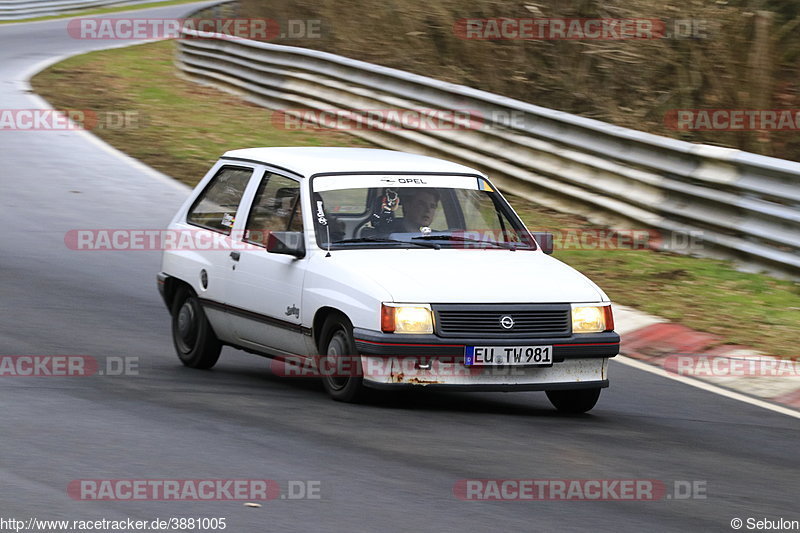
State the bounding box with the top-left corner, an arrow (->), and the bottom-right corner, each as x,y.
0,4 -> 798,532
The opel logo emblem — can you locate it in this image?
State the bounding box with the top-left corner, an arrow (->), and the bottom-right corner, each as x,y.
500,315 -> 514,329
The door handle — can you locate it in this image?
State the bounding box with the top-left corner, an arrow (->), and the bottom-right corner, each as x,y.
230,251 -> 241,261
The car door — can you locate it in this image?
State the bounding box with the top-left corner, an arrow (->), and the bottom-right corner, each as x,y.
224,170 -> 309,356
182,164 -> 254,343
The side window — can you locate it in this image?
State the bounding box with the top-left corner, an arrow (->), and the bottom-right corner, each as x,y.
460,189 -> 504,231
459,189 -> 526,243
187,166 -> 252,234
245,173 -> 303,246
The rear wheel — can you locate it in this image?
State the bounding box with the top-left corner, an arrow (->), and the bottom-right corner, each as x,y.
319,318 -> 365,403
171,286 -> 221,369
546,388 -> 601,413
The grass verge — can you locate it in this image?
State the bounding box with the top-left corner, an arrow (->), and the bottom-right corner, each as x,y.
0,0 -> 204,25
30,39 -> 800,356
31,39 -> 369,185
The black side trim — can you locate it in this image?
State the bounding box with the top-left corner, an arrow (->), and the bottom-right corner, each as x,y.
199,298 -> 312,336
353,328 -> 619,359
355,341 -> 464,357
156,272 -> 169,308
363,379 -> 609,392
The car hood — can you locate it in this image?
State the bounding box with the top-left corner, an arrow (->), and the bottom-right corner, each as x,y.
326,249 -> 607,303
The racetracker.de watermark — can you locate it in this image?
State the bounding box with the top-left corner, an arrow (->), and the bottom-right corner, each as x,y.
453,18 -> 710,40
65,229 -> 266,251
67,17 -> 322,40
0,109 -> 141,131
453,229 -> 704,252
665,109 -> 800,131
0,356 -> 139,377
67,479 -> 322,501
453,479 -> 707,501
663,355 -> 800,378
271,108 -> 483,131
273,355 -> 531,379
533,229 -> 703,252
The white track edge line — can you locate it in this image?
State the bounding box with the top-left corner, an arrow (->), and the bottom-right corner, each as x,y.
19,41 -> 190,193
615,354 -> 800,420
0,0 -> 210,27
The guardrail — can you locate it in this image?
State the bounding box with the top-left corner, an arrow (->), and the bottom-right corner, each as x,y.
0,0 -> 171,20
175,24 -> 800,278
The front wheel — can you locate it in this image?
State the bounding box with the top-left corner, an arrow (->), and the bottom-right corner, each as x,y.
171,287 -> 221,369
546,388 -> 601,413
319,318 -> 365,403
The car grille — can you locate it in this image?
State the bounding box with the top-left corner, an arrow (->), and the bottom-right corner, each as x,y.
433,304 -> 571,338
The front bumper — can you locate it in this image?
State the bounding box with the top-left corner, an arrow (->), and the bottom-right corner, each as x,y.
360,355 -> 609,390
352,328 -> 618,390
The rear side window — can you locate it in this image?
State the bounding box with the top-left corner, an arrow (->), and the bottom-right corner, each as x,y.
187,166 -> 252,234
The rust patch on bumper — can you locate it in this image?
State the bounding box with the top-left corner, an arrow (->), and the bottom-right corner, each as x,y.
389,372 -> 443,385
406,377 -> 443,385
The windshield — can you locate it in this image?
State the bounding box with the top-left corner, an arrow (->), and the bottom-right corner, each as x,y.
311,174 -> 536,250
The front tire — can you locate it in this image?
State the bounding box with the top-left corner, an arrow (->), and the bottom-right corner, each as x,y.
171,287 -> 221,369
546,388 -> 601,413
319,318 -> 365,403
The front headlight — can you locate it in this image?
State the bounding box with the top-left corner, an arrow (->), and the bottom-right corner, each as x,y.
381,304 -> 434,334
572,305 -> 613,333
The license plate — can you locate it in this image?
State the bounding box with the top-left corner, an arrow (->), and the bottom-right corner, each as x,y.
464,345 -> 553,366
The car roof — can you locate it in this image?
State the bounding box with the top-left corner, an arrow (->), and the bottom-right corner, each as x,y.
221,147 -> 485,178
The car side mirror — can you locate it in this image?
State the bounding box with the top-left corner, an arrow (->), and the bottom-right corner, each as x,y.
266,231 -> 305,259
531,232 -> 554,255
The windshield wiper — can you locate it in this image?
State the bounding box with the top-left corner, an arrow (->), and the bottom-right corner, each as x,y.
412,234 -> 526,249
333,237 -> 440,249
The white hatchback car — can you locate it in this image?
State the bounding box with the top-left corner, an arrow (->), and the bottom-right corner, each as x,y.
158,147 -> 619,412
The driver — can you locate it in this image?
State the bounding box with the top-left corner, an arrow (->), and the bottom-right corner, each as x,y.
395,188 -> 440,232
